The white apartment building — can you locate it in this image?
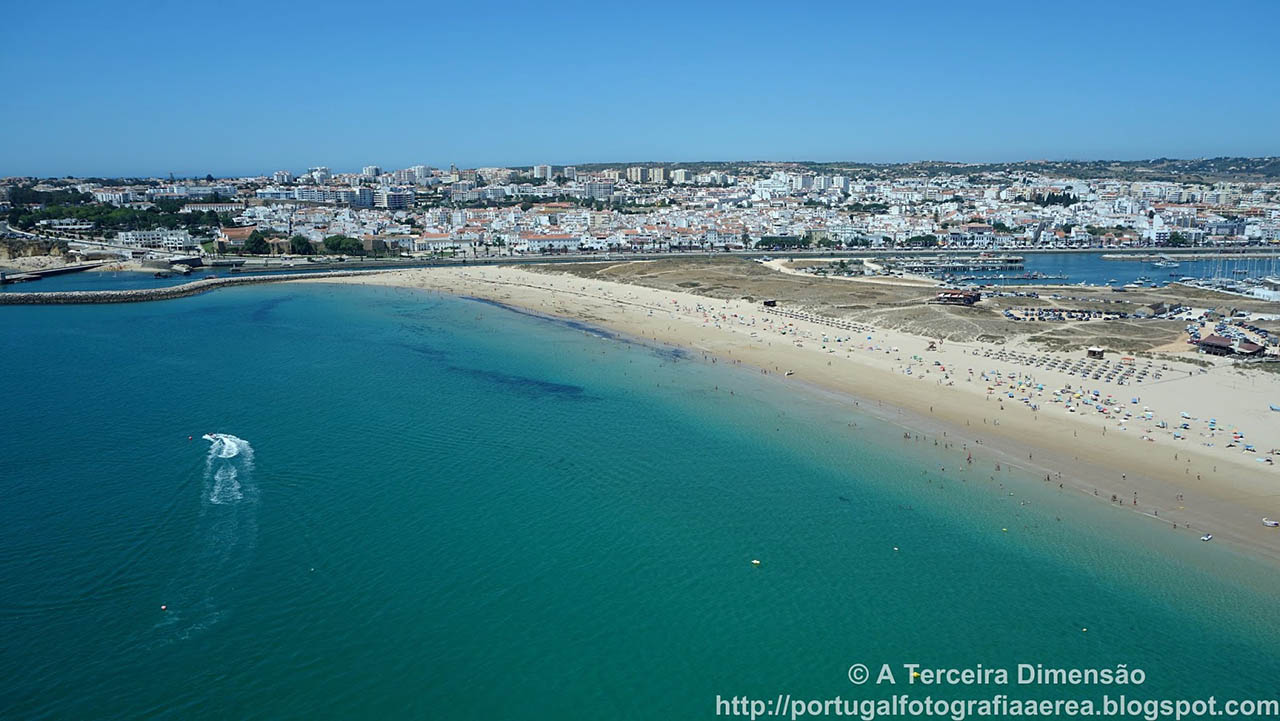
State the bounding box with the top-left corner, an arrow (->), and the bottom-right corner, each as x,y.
753,174 -> 791,200
116,229 -> 196,251
293,186 -> 374,207
93,190 -> 133,205
180,202 -> 241,214
362,165 -> 382,177
375,189 -> 414,209
532,165 -> 553,179
626,167 -> 648,183
146,185 -> 236,200
255,187 -> 294,200
585,181 -> 615,200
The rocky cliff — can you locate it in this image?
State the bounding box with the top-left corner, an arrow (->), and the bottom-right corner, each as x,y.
0,238 -> 69,261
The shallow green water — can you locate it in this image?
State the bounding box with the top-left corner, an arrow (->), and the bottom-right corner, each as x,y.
1,284 -> 1277,720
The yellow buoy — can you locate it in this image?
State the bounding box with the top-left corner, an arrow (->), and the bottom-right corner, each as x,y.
1082,628 -> 1088,632
1002,528 -> 1008,532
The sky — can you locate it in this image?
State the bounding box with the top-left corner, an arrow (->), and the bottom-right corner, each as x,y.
2,0 -> 1278,177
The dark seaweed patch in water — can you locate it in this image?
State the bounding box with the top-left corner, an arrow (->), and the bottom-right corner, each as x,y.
558,318 -> 622,342
391,341 -> 448,360
653,346 -> 688,363
463,295 -> 682,363
248,294 -> 295,322
464,297 -> 622,342
448,366 -> 590,399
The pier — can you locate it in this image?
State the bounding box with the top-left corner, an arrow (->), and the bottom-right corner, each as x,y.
0,269 -> 389,305
0,261 -> 110,285
883,255 -> 1024,273
955,272 -> 1068,282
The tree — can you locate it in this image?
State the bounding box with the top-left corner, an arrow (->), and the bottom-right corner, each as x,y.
205,174 -> 215,182
243,230 -> 270,255
322,234 -> 364,255
903,234 -> 940,248
289,234 -> 313,254
757,235 -> 809,249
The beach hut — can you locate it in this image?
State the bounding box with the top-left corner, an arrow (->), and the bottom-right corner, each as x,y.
1086,346 -> 1105,359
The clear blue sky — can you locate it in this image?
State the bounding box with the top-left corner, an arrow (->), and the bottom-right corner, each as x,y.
3,0 -> 1277,177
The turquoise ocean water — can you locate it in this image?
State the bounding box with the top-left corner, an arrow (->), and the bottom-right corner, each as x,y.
2,283 -> 1279,720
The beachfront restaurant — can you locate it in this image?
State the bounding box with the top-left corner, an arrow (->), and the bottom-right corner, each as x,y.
1195,335 -> 1264,357
934,290 -> 980,306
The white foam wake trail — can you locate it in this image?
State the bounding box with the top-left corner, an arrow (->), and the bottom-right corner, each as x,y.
203,434 -> 255,504
149,432 -> 260,644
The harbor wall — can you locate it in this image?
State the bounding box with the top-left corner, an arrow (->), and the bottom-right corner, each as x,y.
0,270 -> 389,305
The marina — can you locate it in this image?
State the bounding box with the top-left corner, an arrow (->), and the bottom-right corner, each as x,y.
882,254 -> 1024,273
951,250 -> 1280,294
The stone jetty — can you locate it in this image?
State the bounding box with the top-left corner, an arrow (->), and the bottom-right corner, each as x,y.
0,269 -> 392,305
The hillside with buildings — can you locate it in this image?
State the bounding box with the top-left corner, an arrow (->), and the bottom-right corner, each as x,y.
3,157 -> 1277,262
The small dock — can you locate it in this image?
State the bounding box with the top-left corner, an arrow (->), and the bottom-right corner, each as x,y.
955,273 -> 1068,282
884,255 -> 1025,273
0,261 -> 109,285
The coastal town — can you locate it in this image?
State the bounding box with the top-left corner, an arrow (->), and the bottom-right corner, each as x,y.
4,159 -> 1278,263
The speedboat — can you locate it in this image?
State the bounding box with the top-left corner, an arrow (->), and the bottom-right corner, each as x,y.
1264,518 -> 1280,528
1200,533 -> 1214,542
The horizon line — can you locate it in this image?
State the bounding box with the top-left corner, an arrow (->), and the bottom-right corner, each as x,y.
7,154 -> 1278,180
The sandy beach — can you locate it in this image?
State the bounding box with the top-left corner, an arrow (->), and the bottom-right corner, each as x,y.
293,266 -> 1280,564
